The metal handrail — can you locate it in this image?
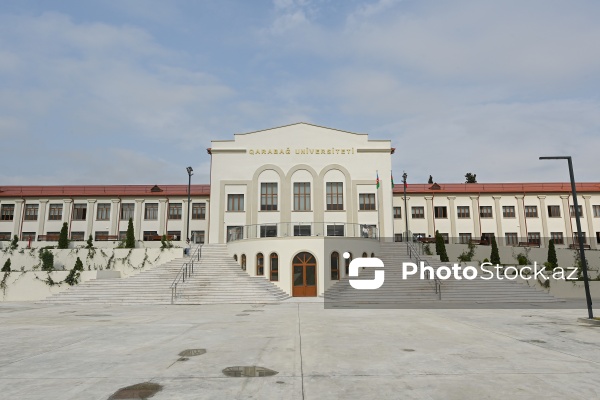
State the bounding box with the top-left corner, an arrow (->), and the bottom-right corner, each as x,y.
406,238 -> 441,300
170,245 -> 202,304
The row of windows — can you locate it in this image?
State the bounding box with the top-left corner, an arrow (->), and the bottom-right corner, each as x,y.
6,230 -> 205,243
0,203 -> 206,222
227,183 -> 376,212
397,204 -> 592,219
412,232 -> 598,246
233,251 -> 375,282
226,224 -> 377,241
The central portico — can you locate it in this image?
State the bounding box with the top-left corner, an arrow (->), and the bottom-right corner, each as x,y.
207,123 -> 394,296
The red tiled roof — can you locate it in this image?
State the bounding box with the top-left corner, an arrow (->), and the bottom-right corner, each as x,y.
393,182 -> 600,194
0,185 -> 210,198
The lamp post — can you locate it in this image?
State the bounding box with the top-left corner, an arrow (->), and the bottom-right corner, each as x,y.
539,156 -> 593,319
186,166 -> 193,242
402,172 -> 409,241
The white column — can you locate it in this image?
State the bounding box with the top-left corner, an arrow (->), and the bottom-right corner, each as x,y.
110,199 -> 120,236
135,199 -> 144,241
515,195 -> 526,239
182,199 -> 190,241
470,196 -> 480,237
86,199 -> 96,239
424,196 -> 434,235
37,199 -> 49,238
582,195 -> 596,249
13,199 -> 24,239
560,195 -> 573,243
493,196 -> 502,242
537,195 -> 548,247
158,199 -> 168,235
447,196 -> 457,242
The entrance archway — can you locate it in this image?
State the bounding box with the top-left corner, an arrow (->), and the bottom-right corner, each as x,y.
292,252 -> 317,297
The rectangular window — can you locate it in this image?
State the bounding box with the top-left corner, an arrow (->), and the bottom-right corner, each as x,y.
293,183 -> 311,211
121,203 -> 135,221
167,231 -> 181,240
227,226 -> 243,242
505,233 -> 518,246
96,203 -> 111,220
21,232 -> 36,241
70,231 -> 84,241
192,203 -> 206,219
227,194 -> 244,211
168,203 -> 182,220
393,207 -> 402,219
359,193 -> 376,211
260,225 -> 277,238
548,205 -> 561,218
551,232 -> 564,245
593,205 -> 600,218
525,206 -> 538,218
145,203 -> 158,220
573,232 -> 587,244
481,233 -> 495,244
327,225 -> 344,237
1,204 -> 15,221
459,233 -> 472,244
480,206 -> 493,218
40,232 -> 59,242
294,225 -> 311,236
261,183 -> 278,211
457,206 -> 470,218
434,206 -> 447,219
0,232 -> 11,241
440,233 -> 449,244
143,231 -> 159,241
527,232 -> 541,245
94,231 -> 109,241
48,204 -> 63,221
412,206 -> 425,219
191,230 -> 205,244
570,205 -> 583,218
118,231 -> 127,241
502,206 -> 515,218
326,182 -> 344,210
73,204 -> 87,220
24,204 -> 39,221
394,233 -> 403,242
270,254 -> 278,282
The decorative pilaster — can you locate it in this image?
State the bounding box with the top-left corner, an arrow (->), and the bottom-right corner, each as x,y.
135,199 -> 144,240
537,195 -> 548,247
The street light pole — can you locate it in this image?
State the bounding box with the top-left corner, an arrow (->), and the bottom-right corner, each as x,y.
539,156 -> 593,319
402,172 -> 408,241
186,166 -> 193,242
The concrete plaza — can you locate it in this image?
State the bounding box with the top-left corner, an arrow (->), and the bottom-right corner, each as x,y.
0,301 -> 598,399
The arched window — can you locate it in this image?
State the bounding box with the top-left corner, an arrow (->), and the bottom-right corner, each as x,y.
331,252 -> 339,280
270,253 -> 278,281
362,252 -> 368,258
241,254 -> 246,270
234,254 -> 238,262
345,252 -> 352,275
257,253 -> 264,275
371,252 -> 375,258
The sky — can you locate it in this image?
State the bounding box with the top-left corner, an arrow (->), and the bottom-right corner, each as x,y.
1,0 -> 599,186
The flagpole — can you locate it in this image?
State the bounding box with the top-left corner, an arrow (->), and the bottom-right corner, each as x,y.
376,170 -> 381,240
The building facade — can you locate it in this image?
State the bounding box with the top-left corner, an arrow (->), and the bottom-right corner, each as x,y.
2,123 -> 600,296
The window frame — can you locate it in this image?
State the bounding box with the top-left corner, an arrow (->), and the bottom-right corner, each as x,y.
502,206 -> 516,218
326,182 -> 344,211
260,182 -> 278,211
457,206 -> 470,219
411,206 -> 425,219
96,203 -> 111,221
293,182 -> 311,211
359,193 -> 376,211
227,194 -> 244,212
480,206 -> 493,218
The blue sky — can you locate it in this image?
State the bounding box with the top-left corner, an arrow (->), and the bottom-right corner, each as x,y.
1,0 -> 600,186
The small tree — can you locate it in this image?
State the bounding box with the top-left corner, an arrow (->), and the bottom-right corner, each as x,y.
40,249 -> 54,272
65,257 -> 84,286
490,235 -> 500,265
10,235 -> 18,250
125,218 -> 135,248
428,175 -> 433,184
58,222 -> 69,249
86,235 -> 94,249
465,172 -> 477,183
2,258 -> 11,272
546,239 -> 558,270
435,230 -> 449,262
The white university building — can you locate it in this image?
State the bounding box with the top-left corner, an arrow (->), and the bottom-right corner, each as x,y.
2,123 -> 600,296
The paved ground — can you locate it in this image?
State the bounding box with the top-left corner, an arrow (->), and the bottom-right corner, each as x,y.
0,301 -> 598,399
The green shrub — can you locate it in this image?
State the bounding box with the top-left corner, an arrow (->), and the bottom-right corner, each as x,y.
65,257 -> 84,286
40,249 -> 54,271
10,235 -> 18,250
125,218 -> 135,248
2,258 -> 10,272
546,239 -> 558,270
490,235 -> 500,265
435,231 -> 449,262
86,235 -> 94,249
58,222 -> 69,249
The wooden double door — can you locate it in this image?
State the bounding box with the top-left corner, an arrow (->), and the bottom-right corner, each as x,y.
292,252 -> 317,297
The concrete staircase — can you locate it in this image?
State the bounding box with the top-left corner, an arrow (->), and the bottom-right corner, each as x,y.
173,244 -> 289,304
324,242 -> 562,304
42,244 -> 289,305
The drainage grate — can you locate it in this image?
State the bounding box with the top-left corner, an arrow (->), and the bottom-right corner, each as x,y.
108,382 -> 162,399
178,349 -> 206,357
222,366 -> 278,377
